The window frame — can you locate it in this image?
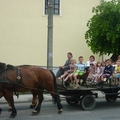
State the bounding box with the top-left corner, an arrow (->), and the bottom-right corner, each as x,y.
43,0 -> 62,16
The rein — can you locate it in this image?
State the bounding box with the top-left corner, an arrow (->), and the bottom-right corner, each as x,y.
0,79 -> 19,86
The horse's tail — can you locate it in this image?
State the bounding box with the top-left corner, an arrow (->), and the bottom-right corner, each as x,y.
49,70 -> 59,96
49,70 -> 63,110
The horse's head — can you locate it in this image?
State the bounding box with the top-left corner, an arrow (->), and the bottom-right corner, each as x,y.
0,62 -> 6,71
0,63 -> 16,73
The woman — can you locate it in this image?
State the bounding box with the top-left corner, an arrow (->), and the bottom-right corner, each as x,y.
86,55 -> 96,67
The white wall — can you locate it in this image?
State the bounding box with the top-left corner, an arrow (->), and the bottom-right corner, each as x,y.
0,0 -> 100,66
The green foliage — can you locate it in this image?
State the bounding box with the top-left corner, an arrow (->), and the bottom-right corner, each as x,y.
85,0 -> 120,55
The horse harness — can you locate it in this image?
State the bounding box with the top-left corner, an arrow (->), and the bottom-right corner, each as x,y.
0,65 -> 47,96
0,64 -> 58,97
0,65 -> 22,97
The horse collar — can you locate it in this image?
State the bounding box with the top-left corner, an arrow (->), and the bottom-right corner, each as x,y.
16,68 -> 22,83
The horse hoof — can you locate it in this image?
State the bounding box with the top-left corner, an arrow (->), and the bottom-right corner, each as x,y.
58,109 -> 63,114
10,113 -> 17,118
8,106 -> 12,111
0,108 -> 2,112
31,110 -> 39,116
8,108 -> 12,111
30,104 -> 37,109
10,114 -> 16,118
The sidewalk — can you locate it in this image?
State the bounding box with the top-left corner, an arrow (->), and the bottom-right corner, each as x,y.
0,94 -> 54,104
0,91 -> 104,104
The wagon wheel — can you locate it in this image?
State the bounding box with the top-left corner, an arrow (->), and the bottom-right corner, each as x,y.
66,96 -> 80,106
80,95 -> 96,111
105,94 -> 117,102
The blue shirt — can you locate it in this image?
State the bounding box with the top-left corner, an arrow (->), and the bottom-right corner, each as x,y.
76,63 -> 86,72
103,65 -> 113,75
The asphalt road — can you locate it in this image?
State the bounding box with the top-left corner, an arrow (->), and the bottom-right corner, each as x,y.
1,98 -> 120,120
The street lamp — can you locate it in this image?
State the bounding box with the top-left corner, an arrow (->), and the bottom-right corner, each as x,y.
47,0 -> 53,70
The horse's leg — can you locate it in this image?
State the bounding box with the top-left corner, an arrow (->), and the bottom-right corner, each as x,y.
8,102 -> 12,111
5,91 -> 37,110
0,91 -> 3,114
51,93 -> 63,113
49,70 -> 63,113
57,95 -> 63,112
32,91 -> 43,115
0,108 -> 2,115
4,95 -> 12,111
9,97 -> 17,117
47,86 -> 63,113
5,91 -> 17,118
30,91 -> 38,108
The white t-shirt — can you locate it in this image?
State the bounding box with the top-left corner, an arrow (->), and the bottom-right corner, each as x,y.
86,61 -> 96,67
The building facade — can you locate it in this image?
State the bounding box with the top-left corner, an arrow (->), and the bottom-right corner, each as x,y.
0,0 -> 101,66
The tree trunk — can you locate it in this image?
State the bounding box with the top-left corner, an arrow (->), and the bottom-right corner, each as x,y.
110,54 -> 119,62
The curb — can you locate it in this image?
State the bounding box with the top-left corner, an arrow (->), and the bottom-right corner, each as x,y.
0,94 -> 51,104
0,94 -> 66,104
0,91 -> 104,104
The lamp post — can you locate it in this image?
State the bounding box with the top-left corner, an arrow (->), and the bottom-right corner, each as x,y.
47,0 -> 53,70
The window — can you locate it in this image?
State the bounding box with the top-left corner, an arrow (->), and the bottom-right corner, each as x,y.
45,0 -> 60,15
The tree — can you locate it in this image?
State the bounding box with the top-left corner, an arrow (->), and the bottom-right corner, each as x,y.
85,0 -> 120,61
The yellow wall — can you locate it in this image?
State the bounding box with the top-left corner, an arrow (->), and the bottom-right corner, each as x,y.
0,0 -> 100,66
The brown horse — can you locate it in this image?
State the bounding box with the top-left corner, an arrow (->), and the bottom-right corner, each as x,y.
0,65 -> 38,111
0,62 -> 62,118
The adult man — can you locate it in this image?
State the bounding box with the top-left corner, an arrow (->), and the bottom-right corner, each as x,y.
56,52 -> 73,79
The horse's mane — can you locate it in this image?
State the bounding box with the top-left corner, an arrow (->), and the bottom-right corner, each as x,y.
18,65 -> 31,67
0,62 -> 6,70
0,62 -> 17,70
7,64 -> 16,70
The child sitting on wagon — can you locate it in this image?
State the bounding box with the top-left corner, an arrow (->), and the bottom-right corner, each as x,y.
70,56 -> 86,89
87,63 -> 96,83
115,60 -> 120,87
57,58 -> 76,82
101,61 -> 106,72
90,62 -> 102,84
97,59 -> 113,88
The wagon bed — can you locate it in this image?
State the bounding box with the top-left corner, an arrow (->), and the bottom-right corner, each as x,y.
57,81 -> 120,111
